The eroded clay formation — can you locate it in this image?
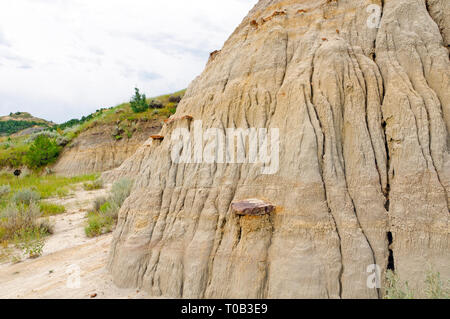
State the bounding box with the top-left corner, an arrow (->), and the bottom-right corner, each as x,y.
53,121 -> 162,176
103,0 -> 449,298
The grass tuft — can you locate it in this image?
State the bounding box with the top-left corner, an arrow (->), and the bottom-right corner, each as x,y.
85,178 -> 133,237
82,178 -> 104,191
39,202 -> 66,217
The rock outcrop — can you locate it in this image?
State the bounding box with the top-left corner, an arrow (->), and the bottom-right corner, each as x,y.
105,0 -> 449,298
53,120 -> 162,176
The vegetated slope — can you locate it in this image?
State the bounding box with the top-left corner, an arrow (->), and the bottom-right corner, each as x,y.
104,0 -> 449,298
0,91 -> 184,172
51,90 -> 185,176
51,120 -> 161,176
0,112 -> 54,136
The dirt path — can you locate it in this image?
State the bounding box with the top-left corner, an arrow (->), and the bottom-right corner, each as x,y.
0,184 -> 149,299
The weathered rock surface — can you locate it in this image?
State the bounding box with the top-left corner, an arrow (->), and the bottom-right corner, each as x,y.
104,0 -> 449,298
53,120 -> 162,176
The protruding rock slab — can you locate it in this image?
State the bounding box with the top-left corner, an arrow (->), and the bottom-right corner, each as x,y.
150,135 -> 164,141
232,199 -> 275,216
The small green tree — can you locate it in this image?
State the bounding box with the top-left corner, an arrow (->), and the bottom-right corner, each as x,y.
130,88 -> 149,113
26,135 -> 61,169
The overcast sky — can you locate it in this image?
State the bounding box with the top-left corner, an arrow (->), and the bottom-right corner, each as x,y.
0,0 -> 256,123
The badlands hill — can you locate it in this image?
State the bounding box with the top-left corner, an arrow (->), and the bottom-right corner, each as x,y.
0,91 -> 184,174
0,111 -> 54,125
103,0 -> 449,298
0,112 -> 54,136
51,91 -> 185,176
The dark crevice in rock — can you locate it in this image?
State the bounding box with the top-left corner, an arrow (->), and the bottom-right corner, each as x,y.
380,116 -> 390,204
387,231 -> 395,271
384,195 -> 390,211
235,220 -> 243,247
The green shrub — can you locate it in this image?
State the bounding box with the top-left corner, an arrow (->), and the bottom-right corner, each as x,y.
110,178 -> 133,206
85,178 -> 133,237
85,211 -> 114,238
56,136 -> 69,146
26,131 -> 60,144
103,178 -> 133,220
26,135 -> 61,169
130,88 -> 149,113
0,202 -> 46,241
12,188 -> 41,205
82,178 -> 104,191
425,270 -> 449,299
384,270 -> 414,299
99,202 -> 111,213
0,185 -> 10,197
92,197 -> 108,212
384,270 -> 449,299
14,227 -> 46,259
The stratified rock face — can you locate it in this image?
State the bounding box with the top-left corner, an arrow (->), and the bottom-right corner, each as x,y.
105,0 -> 449,298
53,121 -> 161,176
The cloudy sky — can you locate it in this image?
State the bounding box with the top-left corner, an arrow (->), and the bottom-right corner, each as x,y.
0,0 -> 256,123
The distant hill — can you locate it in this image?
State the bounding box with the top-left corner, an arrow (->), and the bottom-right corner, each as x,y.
0,112 -> 55,136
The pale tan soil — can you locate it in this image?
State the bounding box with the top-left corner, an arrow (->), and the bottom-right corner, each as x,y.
0,184 -> 149,299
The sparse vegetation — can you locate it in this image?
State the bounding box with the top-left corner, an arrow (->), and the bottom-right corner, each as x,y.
384,270 -> 415,299
109,178 -> 133,214
425,270 -> 449,299
384,270 -> 449,299
85,211 -> 114,238
92,197 -> 108,212
39,202 -> 66,217
82,178 -> 104,191
14,226 -> 47,259
11,188 -> 41,205
0,173 -> 97,203
0,201 -> 52,257
0,137 -> 31,168
85,178 -> 133,237
0,173 -> 96,260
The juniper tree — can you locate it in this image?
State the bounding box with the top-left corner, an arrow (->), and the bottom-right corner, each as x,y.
130,88 -> 149,113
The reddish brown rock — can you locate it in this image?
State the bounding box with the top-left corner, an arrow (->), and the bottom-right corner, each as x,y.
150,135 -> 164,141
232,199 -> 275,216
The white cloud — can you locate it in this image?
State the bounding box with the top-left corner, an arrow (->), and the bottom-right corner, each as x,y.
0,0 -> 256,123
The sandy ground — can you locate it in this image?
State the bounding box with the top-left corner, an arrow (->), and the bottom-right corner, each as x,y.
0,184 -> 149,299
